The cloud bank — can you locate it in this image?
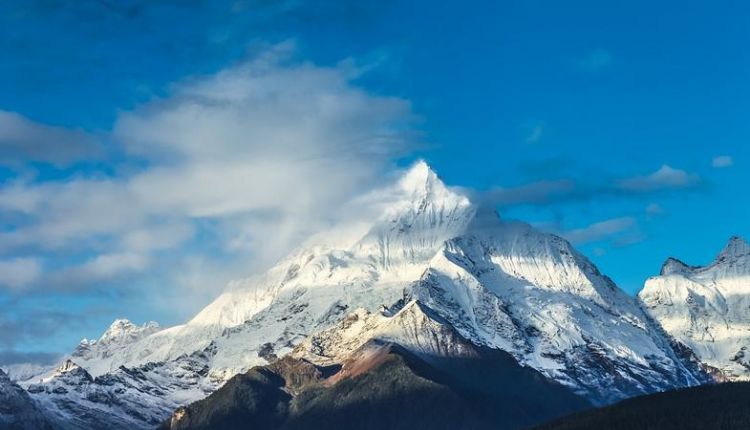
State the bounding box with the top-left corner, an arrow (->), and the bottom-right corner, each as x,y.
0,43 -> 418,358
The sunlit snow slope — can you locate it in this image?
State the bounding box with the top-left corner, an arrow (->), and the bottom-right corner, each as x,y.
640,236 -> 750,380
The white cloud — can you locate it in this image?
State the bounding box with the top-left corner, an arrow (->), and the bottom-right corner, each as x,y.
0,258 -> 42,290
617,165 -> 699,192
43,252 -> 150,292
712,155 -> 733,168
563,217 -> 637,245
0,42 -> 417,300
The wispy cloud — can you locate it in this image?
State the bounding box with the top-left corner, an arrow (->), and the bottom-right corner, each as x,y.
525,123 -> 544,144
712,155 -> 733,168
479,164 -> 701,208
645,203 -> 665,217
0,350 -> 60,367
0,305 -> 87,350
616,165 -> 699,192
563,216 -> 638,245
480,179 -> 576,206
576,48 -> 614,71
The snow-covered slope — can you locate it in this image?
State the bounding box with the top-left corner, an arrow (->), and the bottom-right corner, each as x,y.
292,300 -> 477,366
71,161 -> 474,381
15,161 -> 709,427
0,369 -> 52,430
410,213 -> 706,403
640,236 -> 750,380
70,319 -> 161,377
22,353 -> 216,430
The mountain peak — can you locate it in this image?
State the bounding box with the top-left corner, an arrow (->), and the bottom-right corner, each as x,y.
106,318 -> 136,331
398,160 -> 443,195
660,257 -> 691,276
97,318 -> 160,345
394,160 -> 471,216
49,359 -> 93,383
717,235 -> 750,262
56,359 -> 81,374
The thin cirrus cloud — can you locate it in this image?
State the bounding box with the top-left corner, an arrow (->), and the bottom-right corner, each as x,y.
562,216 -> 639,245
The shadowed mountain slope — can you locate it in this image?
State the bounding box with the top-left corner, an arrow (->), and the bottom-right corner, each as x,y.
534,382 -> 750,430
162,341 -> 590,430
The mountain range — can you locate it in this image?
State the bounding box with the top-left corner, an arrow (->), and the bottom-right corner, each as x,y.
2,161 -> 747,429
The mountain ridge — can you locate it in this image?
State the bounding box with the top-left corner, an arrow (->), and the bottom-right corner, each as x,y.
640,235 -> 750,381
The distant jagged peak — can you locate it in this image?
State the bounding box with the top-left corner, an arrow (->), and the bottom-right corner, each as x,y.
30,359 -> 95,386
48,359 -> 92,382
716,235 -> 750,263
99,318 -> 160,343
654,236 -> 749,278
56,359 -> 82,374
659,257 -> 693,276
102,319 -> 137,337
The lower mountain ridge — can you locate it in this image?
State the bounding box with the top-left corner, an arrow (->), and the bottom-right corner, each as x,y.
533,382 -> 750,430
161,340 -> 589,430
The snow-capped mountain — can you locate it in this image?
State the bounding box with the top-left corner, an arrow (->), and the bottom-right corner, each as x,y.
67,161 -> 475,381
71,319 -> 161,377
640,236 -> 750,380
409,213 -> 707,403
13,161 -> 709,428
23,353 -> 216,429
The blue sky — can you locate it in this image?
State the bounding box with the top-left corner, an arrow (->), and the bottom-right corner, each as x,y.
0,0 -> 748,364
